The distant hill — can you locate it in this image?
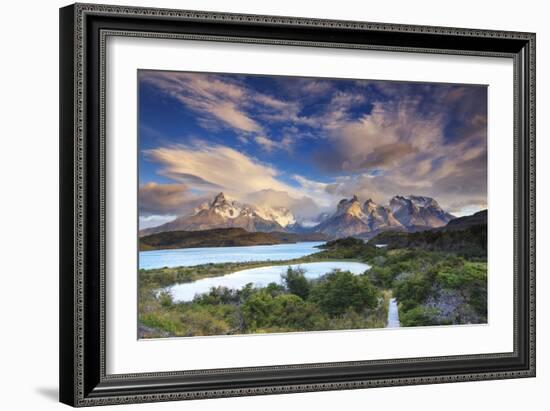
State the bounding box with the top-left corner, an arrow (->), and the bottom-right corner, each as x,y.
444,209 -> 487,230
368,209 -> 487,258
139,227 -> 328,251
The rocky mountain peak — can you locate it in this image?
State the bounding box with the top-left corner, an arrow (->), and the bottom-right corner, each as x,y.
315,193 -> 454,239
336,195 -> 363,218
211,192 -> 227,207
408,195 -> 439,208
389,195 -> 409,206
363,198 -> 377,212
389,195 -> 453,227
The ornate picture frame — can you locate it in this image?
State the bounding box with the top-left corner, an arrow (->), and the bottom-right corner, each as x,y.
59,3 -> 535,407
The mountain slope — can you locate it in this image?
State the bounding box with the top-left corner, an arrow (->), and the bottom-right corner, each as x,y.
445,209 -> 487,230
368,209 -> 487,258
314,196 -> 371,237
389,195 -> 454,227
364,199 -> 403,230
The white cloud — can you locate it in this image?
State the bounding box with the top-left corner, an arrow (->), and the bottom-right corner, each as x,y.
144,144 -> 301,199
140,71 -> 263,133
244,189 -> 320,219
139,182 -> 208,216
292,175 -> 334,208
139,214 -> 177,230
254,135 -> 277,152
140,73 -> 487,215
308,90 -> 487,212
254,135 -> 294,153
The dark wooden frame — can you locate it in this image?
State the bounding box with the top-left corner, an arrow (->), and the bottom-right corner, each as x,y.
60,3 -> 536,407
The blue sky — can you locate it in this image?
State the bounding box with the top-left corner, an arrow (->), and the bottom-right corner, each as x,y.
138,70 -> 487,228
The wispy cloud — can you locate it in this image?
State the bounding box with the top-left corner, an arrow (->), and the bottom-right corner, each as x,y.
254,135 -> 294,153
139,182 -> 206,216
307,84 -> 487,212
254,135 -> 278,152
244,189 -> 320,219
144,143 -> 301,199
140,71 -> 311,153
140,71 -> 262,133
139,73 -> 487,216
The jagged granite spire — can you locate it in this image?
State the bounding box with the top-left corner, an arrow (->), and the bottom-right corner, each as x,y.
211,192 -> 227,207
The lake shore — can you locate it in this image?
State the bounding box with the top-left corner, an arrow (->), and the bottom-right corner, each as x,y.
139,241 -> 325,270
138,234 -> 487,338
140,253 -> 361,288
166,261 -> 371,302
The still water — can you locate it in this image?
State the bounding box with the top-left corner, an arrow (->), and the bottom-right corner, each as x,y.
167,261 -> 371,302
139,242 -> 325,270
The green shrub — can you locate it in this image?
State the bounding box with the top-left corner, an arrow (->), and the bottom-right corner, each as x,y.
241,291 -> 326,331
193,286 -> 240,305
282,267 -> 311,300
158,290 -> 173,308
368,266 -> 394,288
393,271 -> 434,311
400,306 -> 442,327
309,270 -> 379,316
178,305 -> 236,336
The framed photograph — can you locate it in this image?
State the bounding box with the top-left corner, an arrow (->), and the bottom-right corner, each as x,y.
59,3 -> 535,407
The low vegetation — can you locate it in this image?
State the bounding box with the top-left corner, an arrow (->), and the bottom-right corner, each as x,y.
139,224 -> 487,337
368,249 -> 487,326
140,267 -> 385,337
140,227 -> 327,251
369,224 -> 487,259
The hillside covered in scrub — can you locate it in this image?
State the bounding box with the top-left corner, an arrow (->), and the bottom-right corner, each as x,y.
139,219 -> 487,337
368,210 -> 487,258
140,227 -> 327,251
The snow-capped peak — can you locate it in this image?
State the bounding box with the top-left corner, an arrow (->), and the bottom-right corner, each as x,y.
206,192 -> 243,219
253,205 -> 296,227
191,192 -> 297,228
408,195 -> 439,209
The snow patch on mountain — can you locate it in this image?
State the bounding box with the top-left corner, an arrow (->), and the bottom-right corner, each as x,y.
253,205 -> 296,227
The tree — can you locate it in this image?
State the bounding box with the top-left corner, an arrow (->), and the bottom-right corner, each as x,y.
241,290 -> 276,331
281,267 -> 310,300
310,270 -> 379,316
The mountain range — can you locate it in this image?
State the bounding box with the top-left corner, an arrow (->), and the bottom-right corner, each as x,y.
140,192 -> 456,239
315,194 -> 454,239
140,192 -> 293,237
